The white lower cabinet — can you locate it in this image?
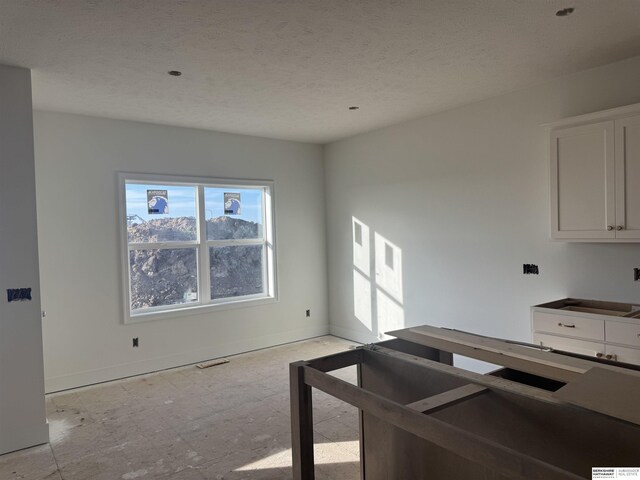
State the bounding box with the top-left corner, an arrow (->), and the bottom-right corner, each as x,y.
532,298 -> 640,367
533,333 -> 605,358
605,320 -> 640,349
532,312 -> 604,342
605,345 -> 640,365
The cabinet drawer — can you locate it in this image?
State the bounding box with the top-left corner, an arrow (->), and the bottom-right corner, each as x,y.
605,345 -> 640,365
532,312 -> 605,341
605,321 -> 640,348
533,333 -> 605,358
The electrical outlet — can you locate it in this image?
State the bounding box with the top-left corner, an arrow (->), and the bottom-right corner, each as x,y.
306,309 -> 311,318
6,288 -> 32,302
523,264 -> 539,275
634,268 -> 640,281
133,337 -> 139,347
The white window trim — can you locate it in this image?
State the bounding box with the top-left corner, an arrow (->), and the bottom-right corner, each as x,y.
118,172 -> 278,324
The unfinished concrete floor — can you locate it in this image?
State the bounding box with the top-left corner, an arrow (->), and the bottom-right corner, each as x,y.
1,336 -> 360,480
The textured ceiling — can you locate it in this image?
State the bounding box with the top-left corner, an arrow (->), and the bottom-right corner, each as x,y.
1,1 -> 640,143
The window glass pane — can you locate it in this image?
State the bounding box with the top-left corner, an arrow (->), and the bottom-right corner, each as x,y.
126,183 -> 197,243
204,187 -> 263,240
129,248 -> 198,311
210,245 -> 264,300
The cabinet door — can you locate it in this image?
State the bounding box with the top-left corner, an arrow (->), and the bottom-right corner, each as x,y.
605,344 -> 640,365
605,320 -> 640,349
615,114 -> 640,239
550,121 -> 615,239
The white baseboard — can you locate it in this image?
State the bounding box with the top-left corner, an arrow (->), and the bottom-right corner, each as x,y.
0,421 -> 49,456
328,324 -> 379,344
45,325 -> 329,393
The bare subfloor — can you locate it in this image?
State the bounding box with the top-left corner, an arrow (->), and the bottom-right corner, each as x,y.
1,336 -> 360,480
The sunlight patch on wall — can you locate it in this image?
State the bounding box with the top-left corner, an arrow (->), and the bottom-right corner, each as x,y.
353,270 -> 372,330
353,217 -> 372,332
353,217 -> 370,275
374,233 -> 403,304
352,216 -> 405,338
377,288 -> 405,340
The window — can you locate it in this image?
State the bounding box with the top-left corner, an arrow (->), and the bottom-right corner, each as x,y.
120,173 -> 276,322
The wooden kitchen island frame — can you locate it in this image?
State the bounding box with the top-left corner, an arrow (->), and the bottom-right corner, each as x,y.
290,326 -> 640,480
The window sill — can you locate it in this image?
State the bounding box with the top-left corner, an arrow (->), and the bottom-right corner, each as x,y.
124,295 -> 278,324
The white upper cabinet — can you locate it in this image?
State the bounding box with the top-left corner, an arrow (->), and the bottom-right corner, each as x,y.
548,104 -> 640,242
615,114 -> 640,239
551,121 -> 615,239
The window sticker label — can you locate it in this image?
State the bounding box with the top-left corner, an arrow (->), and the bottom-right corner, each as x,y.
147,190 -> 169,214
593,468 -> 640,479
224,193 -> 241,215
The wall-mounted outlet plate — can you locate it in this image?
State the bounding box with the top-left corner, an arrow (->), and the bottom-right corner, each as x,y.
523,264 -> 539,275
133,337 -> 139,347
305,309 -> 311,317
634,268 -> 640,281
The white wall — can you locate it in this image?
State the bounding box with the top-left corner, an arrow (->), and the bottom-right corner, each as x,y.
0,65 -> 48,453
33,53 -> 640,392
34,112 -> 327,392
324,55 -> 640,361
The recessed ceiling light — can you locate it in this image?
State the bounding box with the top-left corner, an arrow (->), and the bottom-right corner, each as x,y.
555,7 -> 574,17
348,106 -> 359,110
168,70 -> 182,76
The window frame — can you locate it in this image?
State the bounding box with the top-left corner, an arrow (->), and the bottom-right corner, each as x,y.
119,172 -> 278,324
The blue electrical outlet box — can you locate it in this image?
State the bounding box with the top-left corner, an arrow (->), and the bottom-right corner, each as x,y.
7,288 -> 32,302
